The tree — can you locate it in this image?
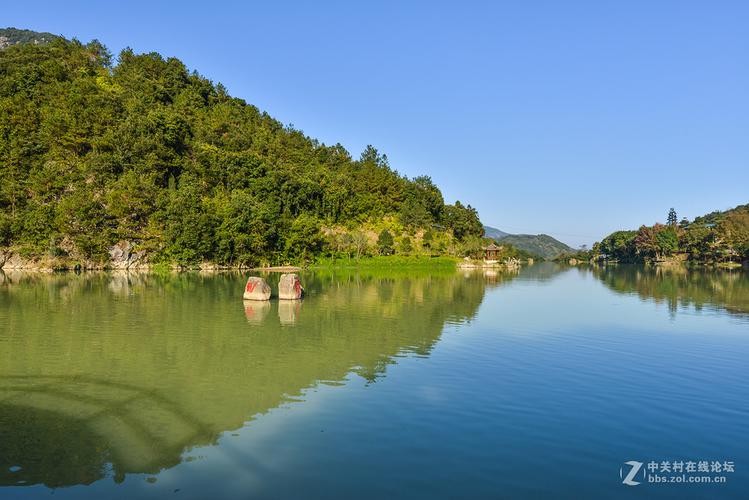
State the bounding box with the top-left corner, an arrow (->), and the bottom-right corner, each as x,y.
285,214 -> 324,262
350,231 -> 369,259
422,229 -> 434,250
717,209 -> 749,261
600,230 -> 637,262
443,201 -> 483,241
655,226 -> 679,256
398,236 -> 413,255
634,225 -> 659,260
667,208 -> 677,226
682,224 -> 712,259
634,224 -> 678,261
400,176 -> 444,227
377,229 -> 394,256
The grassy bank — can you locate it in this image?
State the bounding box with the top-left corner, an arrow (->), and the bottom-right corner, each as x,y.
308,256 -> 458,278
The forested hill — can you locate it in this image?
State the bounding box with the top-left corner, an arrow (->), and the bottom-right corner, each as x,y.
483,226 -> 573,259
496,234 -> 573,260
0,34 -> 486,268
0,27 -> 60,48
574,205 -> 749,265
482,226 -> 509,240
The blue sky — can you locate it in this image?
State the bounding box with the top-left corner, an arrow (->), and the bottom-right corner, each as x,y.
5,1 -> 748,246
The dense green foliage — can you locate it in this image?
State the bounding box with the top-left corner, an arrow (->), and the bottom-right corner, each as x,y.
0,27 -> 60,48
0,37 -> 485,267
567,205 -> 749,265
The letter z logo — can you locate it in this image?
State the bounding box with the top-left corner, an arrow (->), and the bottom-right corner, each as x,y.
621,461 -> 644,486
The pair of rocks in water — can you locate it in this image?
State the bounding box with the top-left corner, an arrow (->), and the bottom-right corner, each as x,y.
243,274 -> 303,301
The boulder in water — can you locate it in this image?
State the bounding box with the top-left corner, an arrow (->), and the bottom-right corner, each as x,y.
278,273 -> 303,300
243,276 -> 271,301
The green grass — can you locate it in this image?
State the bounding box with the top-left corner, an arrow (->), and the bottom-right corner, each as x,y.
309,255 -> 458,278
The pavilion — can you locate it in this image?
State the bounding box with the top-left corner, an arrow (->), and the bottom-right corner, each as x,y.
483,243 -> 503,261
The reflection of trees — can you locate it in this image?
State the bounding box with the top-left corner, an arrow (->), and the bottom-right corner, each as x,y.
591,265 -> 749,317
0,270 -> 487,487
0,404 -> 107,487
517,262 -> 569,282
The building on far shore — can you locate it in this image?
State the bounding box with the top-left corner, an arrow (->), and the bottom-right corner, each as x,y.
483,243 -> 503,262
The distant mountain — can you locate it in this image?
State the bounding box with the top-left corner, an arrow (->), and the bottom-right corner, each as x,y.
483,226 -> 574,259
483,225 -> 509,239
498,234 -> 574,260
0,28 -> 61,49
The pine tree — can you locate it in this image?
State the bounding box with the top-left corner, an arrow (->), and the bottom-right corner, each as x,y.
377,230 -> 394,256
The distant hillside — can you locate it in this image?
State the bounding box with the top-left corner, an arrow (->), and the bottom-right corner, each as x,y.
0,28 -> 61,49
483,225 -> 509,239
498,234 -> 574,260
483,226 -> 573,259
692,203 -> 749,227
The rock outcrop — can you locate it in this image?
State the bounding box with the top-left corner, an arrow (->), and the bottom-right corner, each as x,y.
243,276 -> 272,301
109,241 -> 147,270
0,252 -> 53,271
278,273 -> 303,300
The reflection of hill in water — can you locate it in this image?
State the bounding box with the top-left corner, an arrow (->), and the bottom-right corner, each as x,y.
0,270 -> 493,487
591,265 -> 749,317
515,262 -> 568,282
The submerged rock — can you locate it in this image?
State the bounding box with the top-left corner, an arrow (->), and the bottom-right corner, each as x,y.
278,273 -> 303,300
243,276 -> 271,301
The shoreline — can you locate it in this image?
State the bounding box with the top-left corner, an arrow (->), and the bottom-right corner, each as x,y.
562,259 -> 747,270
0,254 -> 460,273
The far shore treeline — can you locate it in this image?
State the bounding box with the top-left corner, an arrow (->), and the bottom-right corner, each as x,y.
0,35 -> 529,269
562,205 -> 749,266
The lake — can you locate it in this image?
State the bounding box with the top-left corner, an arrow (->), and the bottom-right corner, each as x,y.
1,264 -> 747,499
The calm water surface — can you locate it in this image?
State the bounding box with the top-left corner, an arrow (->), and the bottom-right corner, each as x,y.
1,264 -> 747,499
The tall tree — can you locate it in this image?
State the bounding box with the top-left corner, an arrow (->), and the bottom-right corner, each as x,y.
377,229 -> 394,256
